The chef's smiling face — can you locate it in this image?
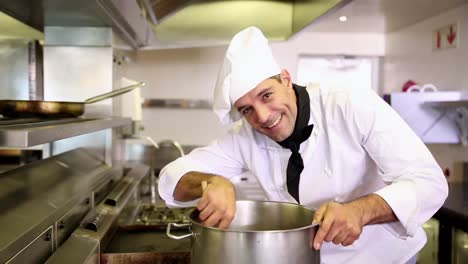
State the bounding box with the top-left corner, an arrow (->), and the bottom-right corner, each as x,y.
234,69 -> 297,142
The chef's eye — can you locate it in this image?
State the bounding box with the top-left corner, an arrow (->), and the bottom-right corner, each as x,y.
262,92 -> 273,101
241,107 -> 252,115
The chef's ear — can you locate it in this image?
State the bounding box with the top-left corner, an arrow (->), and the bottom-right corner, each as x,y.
280,69 -> 292,87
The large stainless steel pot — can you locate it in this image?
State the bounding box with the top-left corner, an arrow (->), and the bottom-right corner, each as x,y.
166,200 -> 320,264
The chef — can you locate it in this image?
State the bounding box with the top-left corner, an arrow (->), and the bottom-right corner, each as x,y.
158,26 -> 448,263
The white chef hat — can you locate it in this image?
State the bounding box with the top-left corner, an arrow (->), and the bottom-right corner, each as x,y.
213,26 -> 281,125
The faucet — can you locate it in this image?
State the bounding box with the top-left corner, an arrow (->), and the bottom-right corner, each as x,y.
145,137 -> 185,157
157,139 -> 185,157
145,136 -> 185,205
146,136 -> 160,149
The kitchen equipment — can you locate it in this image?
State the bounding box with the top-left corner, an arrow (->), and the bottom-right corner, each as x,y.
390,91 -> 461,143
120,204 -> 193,231
406,83 -> 438,93
100,252 -> 190,264
0,82 -> 145,118
167,200 -> 320,264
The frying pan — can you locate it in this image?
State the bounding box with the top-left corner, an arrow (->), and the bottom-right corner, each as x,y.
0,82 -> 145,118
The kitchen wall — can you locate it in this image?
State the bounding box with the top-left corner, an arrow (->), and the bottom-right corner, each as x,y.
383,4 -> 468,94
383,3 -> 468,182
124,46 -> 228,146
124,32 -> 384,145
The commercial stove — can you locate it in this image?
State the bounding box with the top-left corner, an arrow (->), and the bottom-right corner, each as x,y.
0,115 -> 270,264
0,146 -> 193,264
100,204 -> 192,264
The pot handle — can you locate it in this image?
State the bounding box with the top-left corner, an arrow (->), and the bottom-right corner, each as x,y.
166,223 -> 193,240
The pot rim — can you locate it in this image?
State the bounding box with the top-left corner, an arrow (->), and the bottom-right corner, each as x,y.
188,200 -> 319,233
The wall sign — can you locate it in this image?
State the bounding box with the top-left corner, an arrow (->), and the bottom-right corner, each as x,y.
433,23 -> 458,51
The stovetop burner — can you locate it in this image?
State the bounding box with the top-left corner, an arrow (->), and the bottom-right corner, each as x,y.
138,205 -> 192,226
120,204 -> 193,231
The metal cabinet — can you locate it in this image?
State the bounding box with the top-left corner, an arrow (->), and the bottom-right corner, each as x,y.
418,218 -> 439,264
6,227 -> 54,264
55,197 -> 91,248
453,228 -> 468,264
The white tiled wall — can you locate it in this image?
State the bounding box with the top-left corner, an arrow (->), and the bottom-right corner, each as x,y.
383,4 -> 468,94
384,3 -> 468,182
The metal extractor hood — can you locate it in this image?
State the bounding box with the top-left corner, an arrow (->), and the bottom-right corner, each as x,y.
0,0 -> 153,49
145,0 -> 352,46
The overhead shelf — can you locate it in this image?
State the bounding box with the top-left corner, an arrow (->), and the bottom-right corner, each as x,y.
424,99 -> 468,146
424,100 -> 468,109
0,117 -> 131,148
143,98 -> 212,109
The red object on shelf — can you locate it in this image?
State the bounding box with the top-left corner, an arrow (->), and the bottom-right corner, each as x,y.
402,80 -> 418,92
443,167 -> 450,178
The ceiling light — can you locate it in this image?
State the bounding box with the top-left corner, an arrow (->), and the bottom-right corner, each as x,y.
339,16 -> 347,22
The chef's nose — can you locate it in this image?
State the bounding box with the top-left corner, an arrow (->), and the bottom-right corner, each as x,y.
255,105 -> 270,124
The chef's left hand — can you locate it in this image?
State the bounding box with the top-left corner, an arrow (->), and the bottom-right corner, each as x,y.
311,201 -> 364,250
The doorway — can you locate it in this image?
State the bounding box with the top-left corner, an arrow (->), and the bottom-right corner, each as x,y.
296,55 -> 381,93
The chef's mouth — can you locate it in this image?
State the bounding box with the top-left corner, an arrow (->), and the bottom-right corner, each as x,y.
263,114 -> 282,129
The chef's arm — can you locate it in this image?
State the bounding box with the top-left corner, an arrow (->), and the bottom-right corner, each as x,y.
310,88 -> 448,250
311,193 -> 397,250
173,171 -> 217,201
347,193 -> 397,225
357,89 -> 447,237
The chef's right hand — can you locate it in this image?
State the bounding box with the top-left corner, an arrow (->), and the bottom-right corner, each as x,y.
196,176 -> 236,229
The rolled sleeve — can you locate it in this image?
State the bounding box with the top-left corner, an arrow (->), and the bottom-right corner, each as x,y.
374,164 -> 447,238
375,178 -> 419,238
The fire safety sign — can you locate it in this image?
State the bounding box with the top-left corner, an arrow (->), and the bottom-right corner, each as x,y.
433,23 -> 458,50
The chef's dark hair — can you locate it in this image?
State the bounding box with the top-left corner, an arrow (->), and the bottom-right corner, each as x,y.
270,74 -> 282,83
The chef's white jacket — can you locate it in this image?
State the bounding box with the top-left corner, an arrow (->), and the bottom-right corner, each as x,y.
158,83 -> 448,264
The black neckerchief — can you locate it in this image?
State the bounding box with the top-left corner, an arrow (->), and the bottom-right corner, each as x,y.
277,84 -> 314,203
